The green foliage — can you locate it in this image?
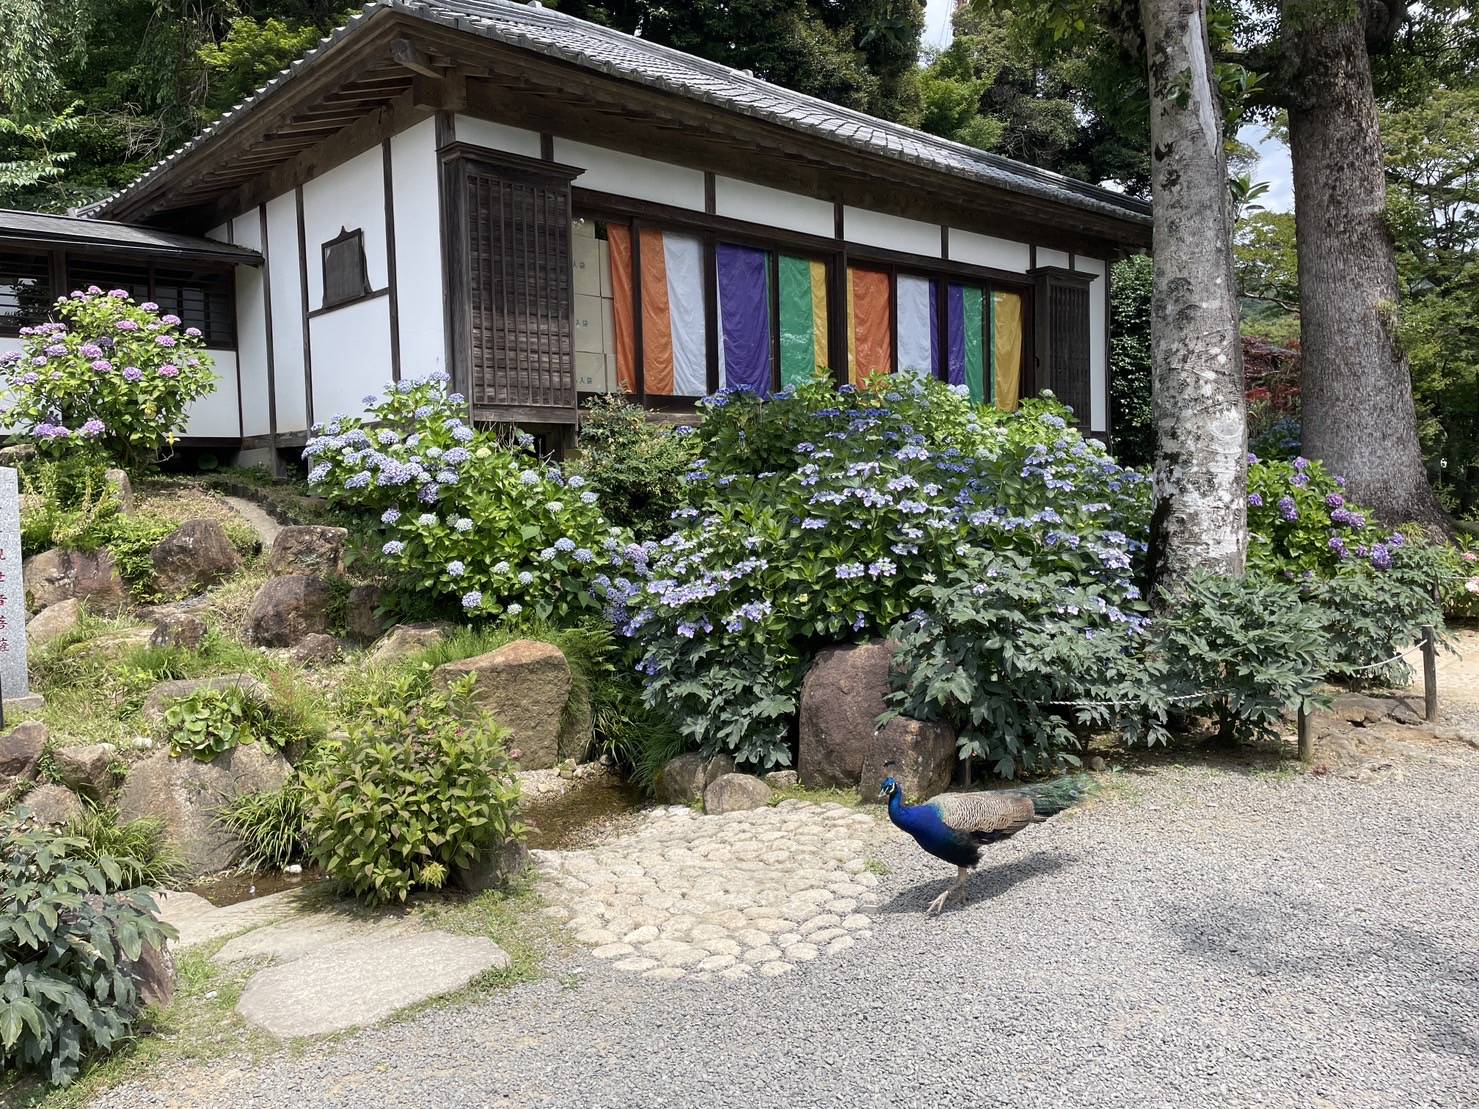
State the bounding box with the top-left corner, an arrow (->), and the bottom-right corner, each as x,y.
1235,209 -> 1301,339
0,808 -> 176,1087
217,780 -> 312,872
63,807 -> 185,891
305,374 -> 621,624
1154,572 -> 1333,744
888,549 -> 1164,777
1246,455 -> 1404,577
603,373 -> 1150,767
571,395 -> 699,537
161,687 -> 261,761
1108,254 -> 1153,467
0,290 -> 216,470
18,455 -> 119,556
302,675 -> 522,905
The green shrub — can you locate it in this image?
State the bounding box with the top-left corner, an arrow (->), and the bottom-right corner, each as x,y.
572,395 -> 699,538
1,807 -> 176,1086
64,807 -> 186,891
19,456 -> 122,557
1155,572 -> 1333,744
602,373 -> 1151,767
1246,454 -> 1405,577
302,674 -> 521,905
304,374 -> 622,623
0,287 -> 216,470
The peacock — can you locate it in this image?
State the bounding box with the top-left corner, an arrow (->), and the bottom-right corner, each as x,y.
880,769 -> 1088,915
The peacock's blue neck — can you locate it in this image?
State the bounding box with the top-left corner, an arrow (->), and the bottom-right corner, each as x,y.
887,788 -> 919,831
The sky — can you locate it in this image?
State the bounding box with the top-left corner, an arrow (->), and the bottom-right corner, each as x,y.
921,0 -> 1295,212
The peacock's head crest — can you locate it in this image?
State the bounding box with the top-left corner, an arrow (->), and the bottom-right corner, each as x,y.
879,762 -> 900,802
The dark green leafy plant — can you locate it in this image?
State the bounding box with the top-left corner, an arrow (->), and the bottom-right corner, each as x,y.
0,808 -> 176,1087
572,395 -> 699,538
302,674 -> 521,905
218,781 -> 312,871
162,686 -> 263,761
1154,572 -> 1334,745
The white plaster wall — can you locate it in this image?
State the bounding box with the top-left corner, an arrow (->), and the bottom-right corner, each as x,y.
843,207 -> 940,257
302,145 -> 388,312
454,116 -> 542,159
309,297 -> 392,424
1037,247 -> 1071,271
714,176 -> 833,238
183,349 -> 242,438
1075,256 -> 1109,432
392,118 -> 445,378
205,223 -> 231,244
554,139 -> 706,210
231,212 -> 273,438
947,228 -> 1031,273
265,192 -> 308,433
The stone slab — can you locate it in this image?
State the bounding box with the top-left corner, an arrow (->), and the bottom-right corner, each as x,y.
234,930 -> 511,1038
0,467 -> 28,700
213,911 -> 420,966
166,888 -> 314,948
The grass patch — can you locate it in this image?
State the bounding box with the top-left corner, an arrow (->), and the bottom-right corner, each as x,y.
864,858 -> 890,877
0,944 -> 276,1109
767,783 -> 867,809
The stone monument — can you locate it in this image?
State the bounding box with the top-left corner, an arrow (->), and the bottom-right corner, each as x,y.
0,466 -> 35,714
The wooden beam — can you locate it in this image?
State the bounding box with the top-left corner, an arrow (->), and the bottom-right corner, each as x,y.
390,37 -> 441,78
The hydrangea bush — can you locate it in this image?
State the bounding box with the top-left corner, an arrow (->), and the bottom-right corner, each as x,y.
0,287 -> 215,469
598,374 -> 1150,767
303,375 -> 621,623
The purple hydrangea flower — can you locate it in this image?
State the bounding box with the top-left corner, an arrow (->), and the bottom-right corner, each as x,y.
1278,496 -> 1298,521
116,320 -> 139,332
381,508 -> 401,525
461,591 -> 483,610
185,327 -> 202,338
91,359 -> 112,373
156,335 -> 177,347
382,540 -> 405,556
1325,493 -> 1345,509
161,314 -> 181,326
158,364 -> 180,377
140,301 -> 159,311
308,463 -> 331,484
123,366 -> 142,382
1369,543 -> 1392,570
447,560 -> 466,577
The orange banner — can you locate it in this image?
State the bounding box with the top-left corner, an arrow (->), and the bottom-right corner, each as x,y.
639,227 -> 674,396
607,225 -> 637,394
849,267 -> 892,384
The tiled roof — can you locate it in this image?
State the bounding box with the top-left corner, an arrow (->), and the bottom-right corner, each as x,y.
92,0 -> 1150,228
0,208 -> 260,263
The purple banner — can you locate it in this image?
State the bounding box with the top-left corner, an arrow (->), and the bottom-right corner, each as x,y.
718,242 -> 772,396
946,283 -> 966,386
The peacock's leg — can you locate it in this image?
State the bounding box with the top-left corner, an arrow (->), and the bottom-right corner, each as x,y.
926,866 -> 970,915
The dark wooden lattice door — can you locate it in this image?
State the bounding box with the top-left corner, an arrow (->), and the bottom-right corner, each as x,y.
1034,268 -> 1095,426
460,153 -> 580,421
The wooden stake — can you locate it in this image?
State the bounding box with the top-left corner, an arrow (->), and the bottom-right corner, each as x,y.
1297,705 -> 1311,763
1422,624 -> 1438,723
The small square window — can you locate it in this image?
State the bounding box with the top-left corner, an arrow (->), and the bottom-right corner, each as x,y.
322,227 -> 370,308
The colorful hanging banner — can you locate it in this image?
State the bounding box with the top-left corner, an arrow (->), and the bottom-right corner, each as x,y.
945,283 -> 985,404
847,266 -> 892,384
993,290 -> 1023,411
607,226 -> 708,397
778,255 -> 828,387
716,242 -> 772,396
896,274 -> 936,376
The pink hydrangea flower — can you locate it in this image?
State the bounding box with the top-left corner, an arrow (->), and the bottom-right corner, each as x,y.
91,359 -> 112,373
161,314 -> 181,326
158,364 -> 180,377
185,326 -> 202,338
156,335 -> 177,347
116,319 -> 139,331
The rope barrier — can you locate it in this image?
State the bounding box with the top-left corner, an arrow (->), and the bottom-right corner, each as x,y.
1025,641 -> 1427,710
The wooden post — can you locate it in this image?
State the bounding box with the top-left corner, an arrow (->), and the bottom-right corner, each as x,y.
956,754 -> 972,788
1297,705 -> 1311,763
1422,624 -> 1438,722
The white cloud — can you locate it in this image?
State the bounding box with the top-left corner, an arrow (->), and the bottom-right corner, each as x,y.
1237,124 -> 1295,213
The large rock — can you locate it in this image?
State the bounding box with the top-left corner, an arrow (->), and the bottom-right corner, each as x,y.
140,673 -> 270,730
63,626 -> 151,663
54,743 -> 117,800
798,640 -> 896,789
243,574 -> 333,647
456,837 -> 531,894
27,597 -> 84,649
859,716 -> 957,804
126,939 -> 175,1009
799,640 -> 955,798
22,783 -> 84,827
291,632 -> 343,667
0,720 -> 47,780
151,519 -> 241,598
704,773 -> 773,815
234,931 -> 510,1038
103,468 -> 133,515
23,548 -> 126,613
345,584 -> 389,643
268,525 -> 348,578
150,611 -> 208,651
655,752 -> 736,804
117,744 -> 292,877
367,622 -> 448,666
431,639 -> 570,770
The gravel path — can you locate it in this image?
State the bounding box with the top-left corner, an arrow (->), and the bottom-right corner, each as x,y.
96,737 -> 1479,1109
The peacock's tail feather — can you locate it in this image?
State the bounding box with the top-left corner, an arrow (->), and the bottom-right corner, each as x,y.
1012,773 -> 1094,817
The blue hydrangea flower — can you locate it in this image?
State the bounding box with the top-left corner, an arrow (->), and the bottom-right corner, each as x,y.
461,591 -> 482,610
308,463 -> 330,484
454,517 -> 474,532
382,540 -> 405,556
381,508 -> 401,525
447,560 -> 466,577
555,537 -> 576,552
417,513 -> 438,527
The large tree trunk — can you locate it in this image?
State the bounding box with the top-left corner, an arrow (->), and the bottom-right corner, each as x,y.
1140,0 -> 1248,585
1283,6 -> 1445,525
